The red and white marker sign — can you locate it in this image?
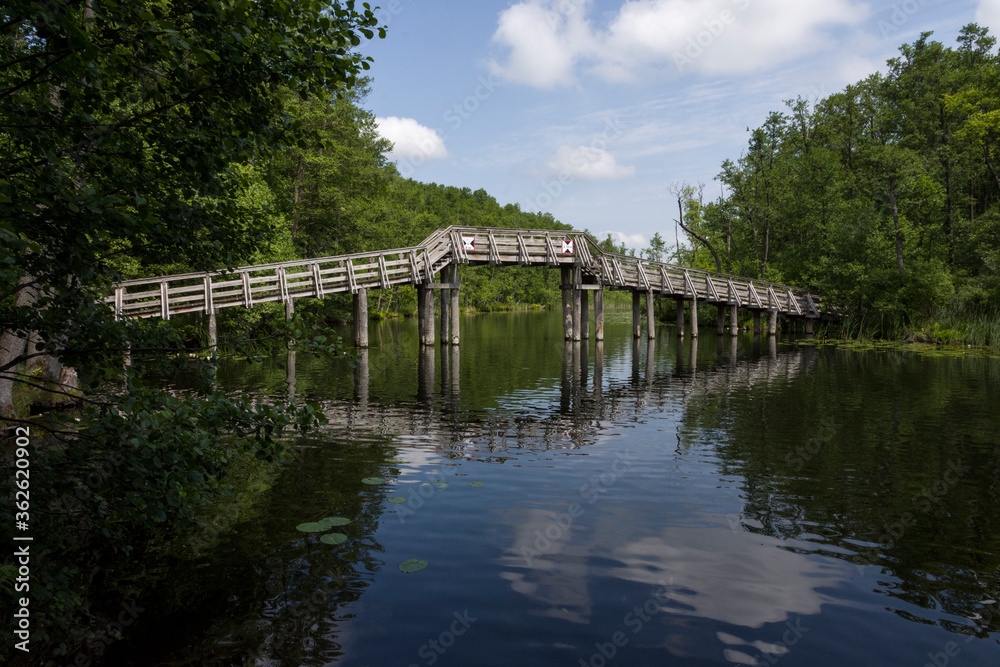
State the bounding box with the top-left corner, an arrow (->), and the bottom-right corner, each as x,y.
461,235 -> 476,251
561,239 -> 574,254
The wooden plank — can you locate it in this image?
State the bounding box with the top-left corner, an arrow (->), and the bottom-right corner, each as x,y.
312,263 -> 324,299
787,289 -> 802,315
635,261 -> 650,291
726,279 -> 742,307
278,267 -> 289,303
704,274 -> 721,301
767,286 -> 780,311
378,254 -> 390,288
748,283 -> 763,309
346,260 -> 357,293
683,270 -> 697,299
659,266 -> 675,294
517,234 -> 530,266
487,231 -> 500,264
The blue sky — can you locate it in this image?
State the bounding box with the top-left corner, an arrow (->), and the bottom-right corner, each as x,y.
362,0 -> 1000,251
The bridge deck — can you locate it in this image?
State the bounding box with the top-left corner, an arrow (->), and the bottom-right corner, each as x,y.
106,226 -> 823,320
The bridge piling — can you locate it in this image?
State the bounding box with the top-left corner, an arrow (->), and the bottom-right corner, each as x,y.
440,268 -> 450,346
207,307 -> 219,349
581,289 -> 589,339
450,265 -> 460,345
646,291 -> 655,339
689,298 -> 699,337
594,289 -> 604,341
805,318 -> 814,336
676,299 -> 685,337
753,311 -> 761,334
632,292 -> 641,338
729,305 -> 738,336
768,310 -> 778,336
562,267 -> 573,341
572,267 -> 583,341
417,285 -> 435,346
353,290 -> 369,348
716,305 -> 725,335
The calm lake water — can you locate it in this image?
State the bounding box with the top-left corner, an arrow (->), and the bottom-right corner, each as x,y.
110,310 -> 1000,666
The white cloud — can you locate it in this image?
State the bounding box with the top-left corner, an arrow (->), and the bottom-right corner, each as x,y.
375,116 -> 448,161
545,144 -> 636,181
976,0 -> 1000,31
595,230 -> 647,250
490,0 -> 872,86
488,0 -> 594,88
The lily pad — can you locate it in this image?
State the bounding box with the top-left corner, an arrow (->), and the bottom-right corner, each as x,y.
421,480 -> 447,489
296,522 -> 328,533
361,477 -> 385,485
320,516 -> 350,527
320,533 -> 348,545
385,458 -> 407,464
467,481 -> 486,488
398,558 -> 428,573
387,497 -> 407,504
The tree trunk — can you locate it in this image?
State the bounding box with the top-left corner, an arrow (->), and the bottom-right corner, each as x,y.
888,177 -> 905,276
0,278 -> 36,417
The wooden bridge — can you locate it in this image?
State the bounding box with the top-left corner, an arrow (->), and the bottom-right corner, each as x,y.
106,226 -> 825,346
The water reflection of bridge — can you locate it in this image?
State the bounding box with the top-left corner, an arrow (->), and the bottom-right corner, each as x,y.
289,338 -> 818,454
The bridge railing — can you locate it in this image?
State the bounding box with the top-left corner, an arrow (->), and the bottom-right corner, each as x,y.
106,225 -> 824,320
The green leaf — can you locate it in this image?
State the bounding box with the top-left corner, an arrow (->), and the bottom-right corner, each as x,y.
387,497 -> 406,504
296,522 -> 327,532
398,558 -> 428,573
361,476 -> 385,485
320,533 -> 347,545
467,481 -> 486,487
319,516 -> 350,527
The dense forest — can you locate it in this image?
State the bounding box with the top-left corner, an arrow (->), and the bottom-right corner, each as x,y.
669,25 -> 1000,344
1,2 -> 998,662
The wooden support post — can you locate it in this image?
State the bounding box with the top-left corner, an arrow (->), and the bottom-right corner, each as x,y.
285,298 -> 294,320
729,305 -> 738,336
646,291 -> 655,339
572,267 -> 582,341
418,285 -> 435,346
440,267 -> 450,346
753,311 -> 761,334
207,307 -> 218,349
450,264 -> 460,345
353,289 -> 369,348
689,298 -> 699,338
805,318 -> 814,336
768,310 -> 778,336
595,289 -> 605,341
716,305 -> 725,335
562,266 -> 573,341
581,288 -> 589,339
632,291 -> 641,338
676,299 -> 685,337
